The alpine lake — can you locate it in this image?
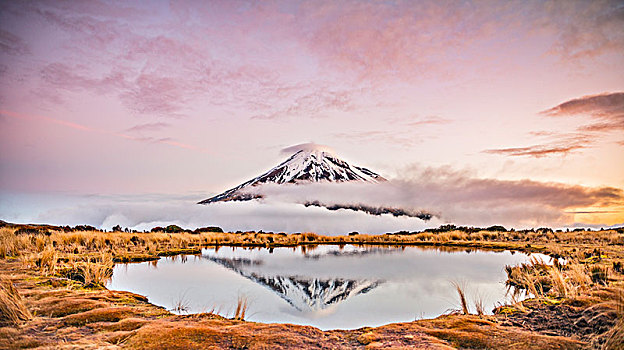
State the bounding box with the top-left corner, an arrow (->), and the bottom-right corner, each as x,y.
108,244 -> 553,330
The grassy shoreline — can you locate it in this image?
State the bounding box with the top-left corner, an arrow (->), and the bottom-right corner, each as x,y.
1,224 -> 622,349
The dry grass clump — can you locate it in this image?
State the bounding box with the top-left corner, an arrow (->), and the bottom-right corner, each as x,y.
505,257 -> 550,298
505,256 -> 605,301
548,266 -> 568,297
233,295 -> 248,320
34,246 -> 58,275
449,283 -> 486,317
474,295 -> 485,316
602,288 -> 624,349
171,292 -> 190,314
62,253 -> 114,288
0,228 -> 30,258
0,277 -> 31,326
451,281 -> 469,315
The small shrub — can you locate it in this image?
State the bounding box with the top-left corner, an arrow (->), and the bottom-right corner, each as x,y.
193,226 -> 224,234
613,261 -> 622,273
15,227 -> 50,236
164,225 -> 185,233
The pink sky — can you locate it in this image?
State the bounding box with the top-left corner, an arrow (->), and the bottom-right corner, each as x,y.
1,0 -> 623,228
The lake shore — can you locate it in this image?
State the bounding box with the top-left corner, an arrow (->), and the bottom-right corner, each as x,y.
1,223 -> 622,349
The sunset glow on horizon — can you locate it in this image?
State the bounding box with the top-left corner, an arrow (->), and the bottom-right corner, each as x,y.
1,0 -> 623,231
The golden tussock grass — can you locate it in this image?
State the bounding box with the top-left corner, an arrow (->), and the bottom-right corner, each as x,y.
0,277 -> 31,326
233,295 -> 248,320
451,281 -> 469,315
504,256 -> 600,300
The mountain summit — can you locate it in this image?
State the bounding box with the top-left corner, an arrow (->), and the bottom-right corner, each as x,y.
198,147 -> 385,204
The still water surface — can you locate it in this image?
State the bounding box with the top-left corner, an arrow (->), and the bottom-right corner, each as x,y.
108,245 -> 550,330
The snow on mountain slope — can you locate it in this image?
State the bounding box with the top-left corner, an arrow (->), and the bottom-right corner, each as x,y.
199,148 -> 385,204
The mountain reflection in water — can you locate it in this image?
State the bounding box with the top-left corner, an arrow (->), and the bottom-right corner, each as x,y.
204,251 -> 382,312
109,245 -> 552,330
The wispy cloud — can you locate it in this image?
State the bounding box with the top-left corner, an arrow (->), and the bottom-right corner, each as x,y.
486,92 -> 624,157
541,92 -> 624,133
527,131 -> 558,137
483,144 -> 585,157
541,92 -> 624,121
483,134 -> 592,158
280,142 -> 335,155
125,122 -> 170,133
334,115 -> 450,149
251,88 -> 356,120
40,62 -> 127,93
0,29 -> 30,55
0,109 -> 211,154
405,116 -> 450,127
546,1 -> 624,60
3,0 -> 621,123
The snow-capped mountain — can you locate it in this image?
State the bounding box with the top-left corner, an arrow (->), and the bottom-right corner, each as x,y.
199,148 -> 385,204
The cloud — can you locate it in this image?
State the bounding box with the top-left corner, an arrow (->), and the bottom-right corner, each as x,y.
528,131 -> 558,137
40,62 -> 127,93
121,73 -> 188,116
405,116 -> 451,127
0,192 -> 438,235
546,1 -> 624,60
3,164 -> 621,233
280,143 -> 335,155
5,0 -> 621,124
333,115 -> 449,149
235,165 -> 624,228
0,29 -> 30,55
541,92 -> 624,132
542,92 -> 624,118
483,142 -> 588,158
303,201 -> 433,220
0,109 -> 212,155
486,93 -> 624,158
250,88 -> 356,120
125,122 -> 170,133
38,62 -> 194,117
